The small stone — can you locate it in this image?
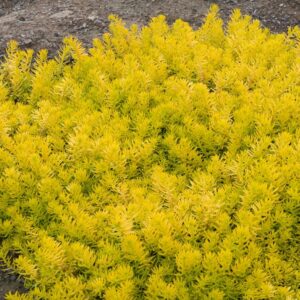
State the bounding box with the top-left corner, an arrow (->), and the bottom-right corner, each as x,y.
10,274 -> 17,281
51,10 -> 72,19
23,39 -> 32,45
88,15 -> 96,21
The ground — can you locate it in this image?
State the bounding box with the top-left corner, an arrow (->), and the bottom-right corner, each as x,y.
0,268 -> 27,299
0,0 -> 299,59
0,0 -> 299,298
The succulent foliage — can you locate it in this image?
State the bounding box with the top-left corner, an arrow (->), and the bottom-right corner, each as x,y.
0,6 -> 299,299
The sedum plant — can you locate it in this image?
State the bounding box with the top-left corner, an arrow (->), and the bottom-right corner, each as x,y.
0,5 -> 299,299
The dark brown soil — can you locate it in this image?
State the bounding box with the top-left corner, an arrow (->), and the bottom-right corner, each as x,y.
0,0 -> 299,298
0,0 -> 299,59
0,268 -> 28,300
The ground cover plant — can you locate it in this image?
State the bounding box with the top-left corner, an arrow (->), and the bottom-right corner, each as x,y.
0,5 -> 299,299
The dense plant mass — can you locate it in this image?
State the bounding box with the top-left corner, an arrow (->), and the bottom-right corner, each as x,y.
0,6 -> 299,299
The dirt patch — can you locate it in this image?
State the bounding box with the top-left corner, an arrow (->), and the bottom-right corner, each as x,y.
0,268 -> 28,300
0,0 -> 299,59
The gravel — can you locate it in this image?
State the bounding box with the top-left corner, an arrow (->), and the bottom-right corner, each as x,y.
0,0 -> 299,59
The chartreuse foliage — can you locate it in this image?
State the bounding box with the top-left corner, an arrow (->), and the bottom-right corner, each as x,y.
0,5 -> 299,299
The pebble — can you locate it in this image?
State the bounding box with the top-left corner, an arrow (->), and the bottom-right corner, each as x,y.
88,15 -> 97,21
51,10 -> 72,19
10,275 -> 17,281
23,38 -> 32,45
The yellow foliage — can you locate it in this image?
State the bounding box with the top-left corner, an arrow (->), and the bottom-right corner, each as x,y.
0,5 -> 299,299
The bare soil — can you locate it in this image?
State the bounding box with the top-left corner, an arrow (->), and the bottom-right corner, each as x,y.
0,268 -> 27,300
0,0 -> 299,59
0,0 -> 299,298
